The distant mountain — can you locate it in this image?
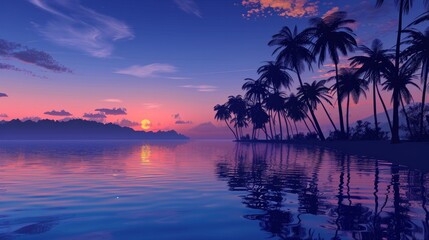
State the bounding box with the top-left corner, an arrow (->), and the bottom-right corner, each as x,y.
0,119 -> 188,140
184,122 -> 233,139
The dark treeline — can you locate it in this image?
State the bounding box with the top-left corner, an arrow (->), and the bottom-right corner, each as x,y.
214,1 -> 429,143
0,119 -> 188,140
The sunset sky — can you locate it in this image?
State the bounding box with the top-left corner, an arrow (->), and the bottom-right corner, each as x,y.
0,0 -> 426,137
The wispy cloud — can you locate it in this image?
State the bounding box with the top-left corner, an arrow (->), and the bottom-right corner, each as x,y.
115,64 -> 177,79
175,120 -> 193,125
83,113 -> 107,121
0,92 -> 8,97
44,109 -> 72,116
322,6 -> 340,18
0,39 -> 70,73
174,0 -> 202,17
103,98 -> 123,103
143,103 -> 160,109
0,114 -> 8,118
242,0 -> 319,18
95,107 -> 127,115
181,85 -> 218,92
29,0 -> 134,58
171,113 -> 192,125
116,119 -> 140,128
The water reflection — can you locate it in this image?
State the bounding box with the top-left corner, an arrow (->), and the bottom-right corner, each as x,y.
0,141 -> 428,240
216,143 -> 429,239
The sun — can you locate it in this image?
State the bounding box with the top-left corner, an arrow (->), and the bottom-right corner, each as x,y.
141,119 -> 151,130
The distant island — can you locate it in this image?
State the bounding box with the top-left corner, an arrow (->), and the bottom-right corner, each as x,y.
0,119 -> 188,140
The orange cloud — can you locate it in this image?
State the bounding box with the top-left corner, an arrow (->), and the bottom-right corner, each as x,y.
242,0 -> 319,18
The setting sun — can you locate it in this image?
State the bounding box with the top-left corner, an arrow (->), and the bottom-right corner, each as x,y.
141,119 -> 151,130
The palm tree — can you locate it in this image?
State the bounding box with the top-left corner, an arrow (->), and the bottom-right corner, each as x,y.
307,11 -> 357,137
214,104 -> 238,140
375,0 -> 429,143
227,95 -> 248,139
242,78 -> 269,104
297,80 -> 338,132
350,39 -> 394,136
402,28 -> 429,136
285,94 -> 313,134
264,92 -> 286,140
332,68 -> 368,137
269,25 -> 326,140
248,103 -> 270,139
383,63 -> 420,137
257,61 -> 293,92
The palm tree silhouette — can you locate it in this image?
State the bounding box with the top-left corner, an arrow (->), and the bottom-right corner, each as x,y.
242,78 -> 269,104
350,39 -> 394,136
257,61 -> 293,92
383,63 -> 420,137
402,28 -> 429,136
248,103 -> 270,139
297,80 -> 338,132
214,104 -> 238,140
307,11 -> 357,138
269,26 -> 326,141
375,0 -> 429,143
284,94 -> 313,134
227,95 -> 248,139
332,68 -> 368,137
264,92 -> 286,140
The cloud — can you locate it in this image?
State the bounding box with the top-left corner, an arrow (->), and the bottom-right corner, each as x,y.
115,64 -> 177,79
0,39 -> 70,73
242,0 -> 319,18
95,107 -> 127,115
116,119 -> 140,128
322,6 -> 339,18
181,85 -> 218,92
0,114 -> 8,118
175,120 -> 193,125
83,113 -> 107,120
143,103 -> 160,109
173,0 -> 202,17
103,98 -> 123,103
44,109 -> 72,116
172,113 -> 192,125
0,92 -> 7,97
29,0 -> 134,58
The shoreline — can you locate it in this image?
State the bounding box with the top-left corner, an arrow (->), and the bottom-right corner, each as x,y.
235,139 -> 429,172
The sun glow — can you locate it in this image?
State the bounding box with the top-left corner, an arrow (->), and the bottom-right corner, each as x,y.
141,119 -> 151,130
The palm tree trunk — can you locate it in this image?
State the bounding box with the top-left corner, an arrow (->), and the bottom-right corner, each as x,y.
295,67 -> 326,140
305,111 -> 319,134
283,113 -> 291,140
321,101 -> 338,131
268,111 -> 274,139
373,81 -> 379,137
376,84 -> 393,132
303,119 -> 312,134
335,63 -> 346,136
224,119 -> 238,140
400,97 -> 413,138
391,0 -> 404,144
346,93 -> 351,138
277,111 -> 283,141
263,124 -> 269,140
420,74 -> 428,136
294,121 -> 299,135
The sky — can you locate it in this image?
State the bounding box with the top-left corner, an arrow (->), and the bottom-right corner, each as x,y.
0,0 -> 426,138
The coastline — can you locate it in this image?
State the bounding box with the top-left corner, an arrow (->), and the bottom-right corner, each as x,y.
235,139 -> 429,172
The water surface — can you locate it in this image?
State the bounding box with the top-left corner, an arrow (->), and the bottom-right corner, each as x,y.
0,140 -> 427,239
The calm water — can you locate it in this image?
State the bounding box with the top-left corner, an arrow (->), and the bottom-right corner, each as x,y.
0,140 -> 428,240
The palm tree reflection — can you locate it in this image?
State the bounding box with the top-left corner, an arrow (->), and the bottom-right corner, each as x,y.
216,143 -> 429,239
